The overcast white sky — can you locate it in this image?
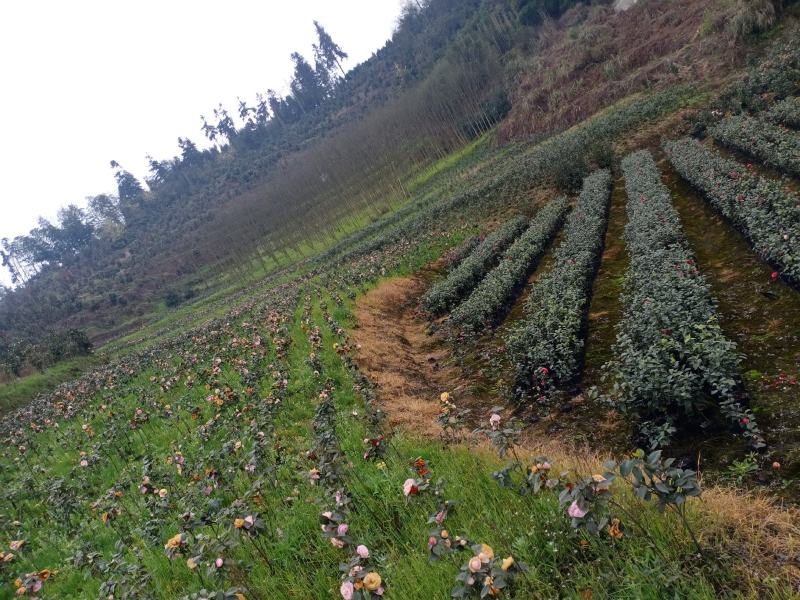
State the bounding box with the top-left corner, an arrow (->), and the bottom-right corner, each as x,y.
0,0 -> 404,285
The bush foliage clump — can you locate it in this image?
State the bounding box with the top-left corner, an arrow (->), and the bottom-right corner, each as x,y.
609,150 -> 763,449
506,169 -> 612,401
450,196 -> 569,332
422,216 -> 528,315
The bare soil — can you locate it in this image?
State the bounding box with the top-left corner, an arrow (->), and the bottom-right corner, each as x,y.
350,260 -> 626,448
350,265 -> 481,438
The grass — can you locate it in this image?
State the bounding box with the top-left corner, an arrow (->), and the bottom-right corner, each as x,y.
0,356 -> 97,414
406,134 -> 489,193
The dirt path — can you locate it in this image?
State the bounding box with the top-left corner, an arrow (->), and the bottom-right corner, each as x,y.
351,269 -> 481,437
349,259 -> 626,449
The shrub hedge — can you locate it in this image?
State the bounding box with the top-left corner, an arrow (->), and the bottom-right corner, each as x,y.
709,114 -> 800,178
422,216 -> 528,315
665,137 -> 800,285
505,170 -> 612,401
450,196 -> 569,332
609,150 -> 763,449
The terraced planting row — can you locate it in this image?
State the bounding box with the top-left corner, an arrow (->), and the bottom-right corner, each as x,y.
449,196 -> 568,332
422,216 -> 528,315
764,96 -> 800,128
505,170 -> 612,402
665,138 -> 800,285
607,150 -> 763,449
709,114 -> 800,178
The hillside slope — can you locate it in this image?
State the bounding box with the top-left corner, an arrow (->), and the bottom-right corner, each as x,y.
0,0 -> 782,363
2,3 -> 800,598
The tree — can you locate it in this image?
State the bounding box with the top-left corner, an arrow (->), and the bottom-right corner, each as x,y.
53,205 -> 94,257
146,154 -> 171,186
237,97 -> 256,129
87,194 -> 125,239
266,89 -> 287,125
290,52 -> 325,112
213,103 -> 236,143
178,137 -> 202,165
313,21 -> 348,91
200,115 -> 218,144
0,240 -> 25,285
110,160 -> 145,221
255,93 -> 270,126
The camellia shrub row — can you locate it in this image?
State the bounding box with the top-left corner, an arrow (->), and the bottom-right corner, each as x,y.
610,150 -> 763,448
443,234 -> 482,271
709,114 -> 800,178
763,96 -> 800,129
450,196 -> 569,332
422,215 -> 528,315
505,169 -> 612,400
665,137 -> 800,285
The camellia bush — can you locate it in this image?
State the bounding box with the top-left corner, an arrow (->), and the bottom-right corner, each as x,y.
608,150 -> 763,449
665,137 -> 800,285
443,235 -> 483,271
449,196 -> 569,332
763,96 -> 800,129
505,169 -> 612,402
708,114 -> 800,178
421,215 -> 528,315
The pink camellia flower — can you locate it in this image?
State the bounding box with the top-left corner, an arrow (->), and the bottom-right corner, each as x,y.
322,511 -> 333,519
568,500 -> 587,519
434,510 -> 446,524
375,587 -> 384,596
403,478 -> 418,497
489,413 -> 501,431
771,271 -> 779,280
215,557 -> 224,568
80,459 -> 89,468
741,417 -> 750,425
331,537 -> 345,548
244,515 -> 255,529
356,544 -> 369,559
428,536 -> 438,547
337,523 -> 349,536
340,580 -> 354,600
542,462 -> 551,470
468,556 -> 483,573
